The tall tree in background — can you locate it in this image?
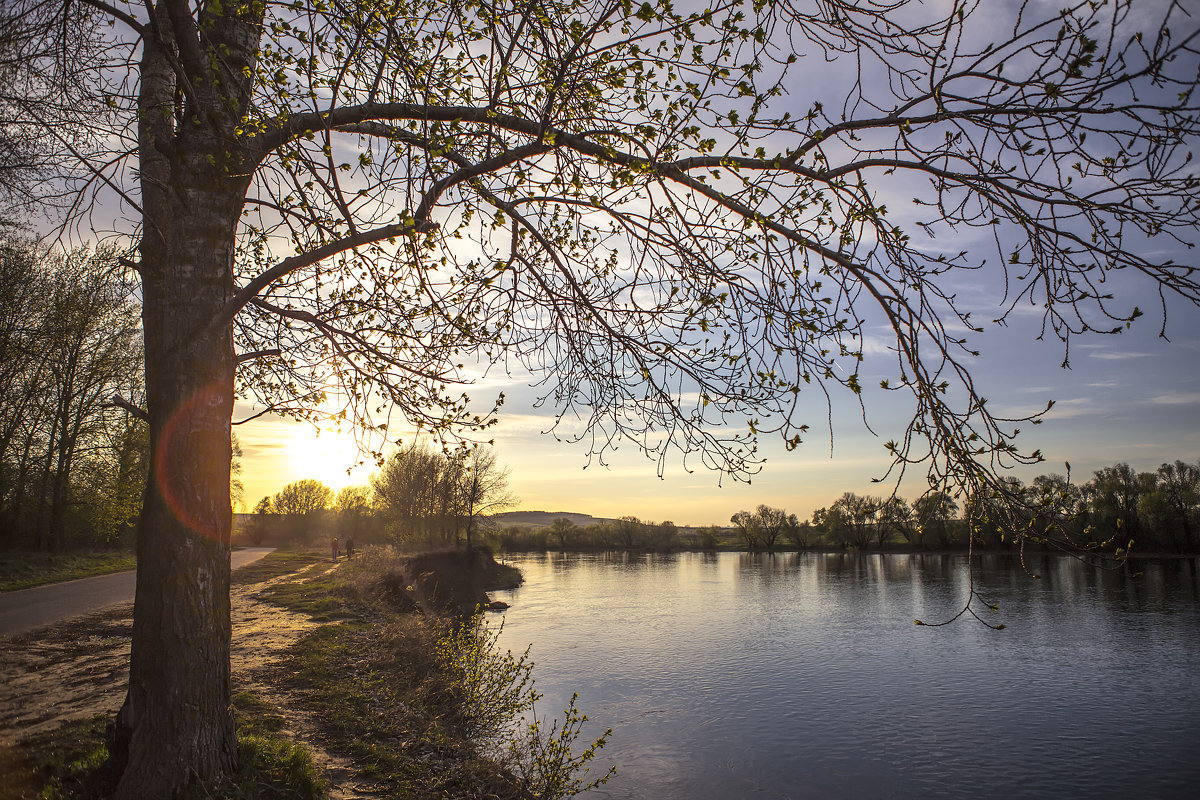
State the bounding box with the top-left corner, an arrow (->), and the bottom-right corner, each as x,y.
457,446 -> 515,549
370,441 -> 512,545
829,492 -> 880,548
0,239 -> 142,550
1151,461 -> 1200,553
913,491 -> 960,549
372,440 -> 457,542
0,236 -> 48,536
37,249 -> 142,550
273,478 -> 333,517
729,503 -> 791,549
4,0 -> 1199,794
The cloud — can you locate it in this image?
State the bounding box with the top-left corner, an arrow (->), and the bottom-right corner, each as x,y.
1149,392 -> 1200,406
1073,343 -> 1155,361
1001,397 -> 1097,420
1088,351 -> 1153,361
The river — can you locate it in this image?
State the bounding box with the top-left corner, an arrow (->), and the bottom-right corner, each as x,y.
492,551 -> 1200,799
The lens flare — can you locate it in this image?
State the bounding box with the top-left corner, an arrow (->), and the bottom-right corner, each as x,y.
153,382 -> 232,542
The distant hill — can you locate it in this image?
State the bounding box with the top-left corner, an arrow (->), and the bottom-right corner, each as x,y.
489,510 -> 614,529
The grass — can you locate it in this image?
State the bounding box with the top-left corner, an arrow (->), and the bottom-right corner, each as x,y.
259,572 -> 354,621
0,708 -> 328,800
262,547 -> 531,798
198,692 -> 328,800
277,613 -> 524,798
0,550 -> 136,591
4,546 -> 564,799
0,715 -> 114,800
231,547 -> 325,586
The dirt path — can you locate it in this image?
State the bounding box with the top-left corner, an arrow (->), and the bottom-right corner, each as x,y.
228,564 -> 389,799
0,605 -> 131,745
0,560 -> 370,796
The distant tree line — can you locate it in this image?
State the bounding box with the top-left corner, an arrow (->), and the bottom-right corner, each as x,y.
244,442 -> 514,549
487,516 -> 684,553
805,460 -> 1200,555
0,237 -> 144,551
473,461 -> 1200,557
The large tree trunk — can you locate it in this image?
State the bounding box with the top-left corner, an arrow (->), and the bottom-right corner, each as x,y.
111,109 -> 245,799
112,165 -> 242,795
108,2 -> 265,791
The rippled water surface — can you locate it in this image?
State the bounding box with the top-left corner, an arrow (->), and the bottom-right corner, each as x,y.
492,552 -> 1200,799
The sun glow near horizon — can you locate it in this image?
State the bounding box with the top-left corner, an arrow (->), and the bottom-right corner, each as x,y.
237,411 -> 377,508
286,426 -> 370,492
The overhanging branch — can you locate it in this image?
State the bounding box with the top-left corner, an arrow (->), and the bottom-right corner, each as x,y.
209,217 -> 436,337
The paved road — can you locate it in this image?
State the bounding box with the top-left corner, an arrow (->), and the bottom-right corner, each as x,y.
0,548 -> 275,639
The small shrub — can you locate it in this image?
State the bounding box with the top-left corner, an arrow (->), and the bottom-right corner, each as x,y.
510,694 -> 614,800
435,616 -> 615,799
435,615 -> 537,741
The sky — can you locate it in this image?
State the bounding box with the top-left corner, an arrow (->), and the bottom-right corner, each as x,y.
231,0 -> 1200,527
236,285 -> 1200,526
33,0 -> 1196,528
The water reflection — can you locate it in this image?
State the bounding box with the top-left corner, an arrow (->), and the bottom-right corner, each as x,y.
494,552 -> 1200,799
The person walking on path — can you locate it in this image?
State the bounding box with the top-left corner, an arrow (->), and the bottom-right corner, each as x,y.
331,537 -> 339,562
345,537 -> 354,560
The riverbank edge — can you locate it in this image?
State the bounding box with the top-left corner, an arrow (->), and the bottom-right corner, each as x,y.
2,546 -> 531,799
5,542 -> 1194,597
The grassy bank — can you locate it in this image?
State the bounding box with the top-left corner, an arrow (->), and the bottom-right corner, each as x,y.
0,550 -> 137,592
4,546 -> 611,799
256,546 -> 610,798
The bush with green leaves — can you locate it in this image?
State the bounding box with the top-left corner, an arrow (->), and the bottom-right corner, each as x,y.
436,615 -> 614,799
509,692 -> 615,800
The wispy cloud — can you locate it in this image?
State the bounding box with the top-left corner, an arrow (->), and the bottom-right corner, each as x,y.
1149,392 -> 1200,406
1001,397 -> 1097,420
1088,351 -> 1153,361
1073,342 -> 1155,361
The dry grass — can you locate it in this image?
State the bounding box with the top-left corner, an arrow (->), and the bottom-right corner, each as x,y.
2,545 -> 540,799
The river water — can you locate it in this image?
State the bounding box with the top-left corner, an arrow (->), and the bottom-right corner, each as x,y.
492,551 -> 1200,799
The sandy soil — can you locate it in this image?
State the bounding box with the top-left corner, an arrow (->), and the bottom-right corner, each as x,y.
0,562 -> 372,796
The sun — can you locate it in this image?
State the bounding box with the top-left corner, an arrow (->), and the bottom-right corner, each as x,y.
287,426 -> 370,492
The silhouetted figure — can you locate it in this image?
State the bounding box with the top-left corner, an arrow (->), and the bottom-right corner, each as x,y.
345,536 -> 354,560
331,537 -> 339,562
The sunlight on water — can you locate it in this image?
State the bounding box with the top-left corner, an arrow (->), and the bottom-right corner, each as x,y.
493,552 -> 1200,799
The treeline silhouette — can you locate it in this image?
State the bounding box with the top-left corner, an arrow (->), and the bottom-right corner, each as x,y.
488,516 -> 686,552
245,458 -> 1200,557
485,460 -> 1200,556
241,442 -> 513,550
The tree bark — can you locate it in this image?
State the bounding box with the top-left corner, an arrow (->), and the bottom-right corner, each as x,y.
112,152 -> 243,794
110,5 -> 253,787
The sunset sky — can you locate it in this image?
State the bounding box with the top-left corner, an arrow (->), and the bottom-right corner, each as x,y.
235,282 -> 1200,526
41,0 -> 1195,528
223,1 -> 1199,527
